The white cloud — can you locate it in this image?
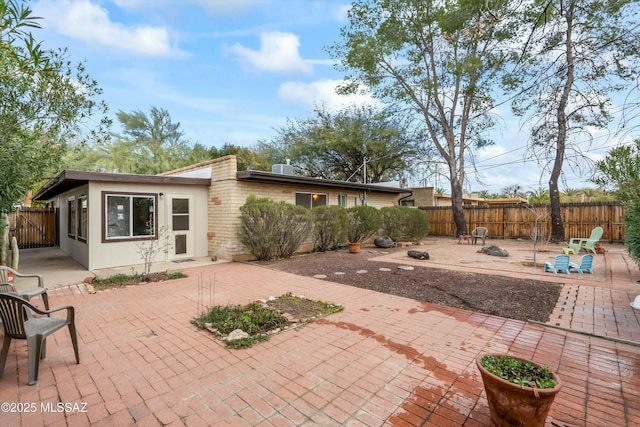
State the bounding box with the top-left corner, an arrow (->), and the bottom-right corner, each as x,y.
278,78 -> 383,113
111,0 -> 262,15
33,0 -> 176,57
228,31 -> 312,74
193,0 -> 263,16
333,4 -> 351,21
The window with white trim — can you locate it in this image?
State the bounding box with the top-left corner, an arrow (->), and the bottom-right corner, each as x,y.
295,193 -> 327,209
104,193 -> 156,240
338,194 -> 347,207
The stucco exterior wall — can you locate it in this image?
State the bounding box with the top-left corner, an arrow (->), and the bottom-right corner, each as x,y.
56,185 -> 90,269
54,182 -> 207,271
87,182 -> 208,271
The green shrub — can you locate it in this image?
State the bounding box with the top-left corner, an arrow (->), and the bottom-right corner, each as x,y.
238,195 -> 311,260
193,302 -> 288,335
381,206 -> 429,241
480,355 -> 557,389
311,205 -> 347,251
346,206 -> 383,243
624,200 -> 640,267
192,302 -> 288,349
381,206 -> 404,241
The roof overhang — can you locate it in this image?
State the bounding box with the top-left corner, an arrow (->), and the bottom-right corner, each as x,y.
236,170 -> 409,194
33,170 -> 211,201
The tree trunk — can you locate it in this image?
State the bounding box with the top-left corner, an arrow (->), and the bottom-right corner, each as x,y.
549,159 -> 564,242
450,178 -> 468,236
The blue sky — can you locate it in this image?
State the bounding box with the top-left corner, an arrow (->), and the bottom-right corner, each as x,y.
29,0 -> 635,194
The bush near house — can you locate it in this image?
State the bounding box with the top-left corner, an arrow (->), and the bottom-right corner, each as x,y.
624,201 -> 640,267
311,205 -> 347,252
238,195 -> 311,260
346,206 -> 383,244
381,206 -> 429,242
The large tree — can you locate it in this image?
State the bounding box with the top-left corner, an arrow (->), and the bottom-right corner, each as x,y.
65,107 -> 210,174
115,107 -> 191,175
255,104 -> 421,183
0,0 -> 109,215
506,0 -> 640,242
209,143 -> 271,172
330,0 -> 516,234
593,140 -> 640,265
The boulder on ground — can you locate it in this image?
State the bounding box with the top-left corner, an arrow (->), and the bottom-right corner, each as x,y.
374,236 -> 395,248
478,245 -> 509,257
408,250 -> 430,260
226,329 -> 249,341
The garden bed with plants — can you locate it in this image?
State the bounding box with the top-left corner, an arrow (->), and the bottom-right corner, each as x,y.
90,271 -> 187,290
192,293 -> 344,348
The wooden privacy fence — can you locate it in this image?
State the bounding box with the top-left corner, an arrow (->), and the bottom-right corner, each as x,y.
420,202 -> 625,243
7,207 -> 58,249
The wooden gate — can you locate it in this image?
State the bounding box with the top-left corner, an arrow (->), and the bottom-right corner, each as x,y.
7,207 -> 58,249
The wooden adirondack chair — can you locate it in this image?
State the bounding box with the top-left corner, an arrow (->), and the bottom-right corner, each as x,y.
568,227 -> 603,255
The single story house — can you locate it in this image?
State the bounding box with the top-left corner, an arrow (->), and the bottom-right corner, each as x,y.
399,187 -> 528,207
33,156 -> 409,271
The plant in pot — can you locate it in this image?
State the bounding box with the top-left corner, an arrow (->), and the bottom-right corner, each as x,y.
345,206 -> 382,253
476,354 -> 562,427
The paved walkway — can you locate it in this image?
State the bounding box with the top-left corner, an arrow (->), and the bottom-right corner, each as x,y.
372,238 -> 640,343
1,239 -> 639,426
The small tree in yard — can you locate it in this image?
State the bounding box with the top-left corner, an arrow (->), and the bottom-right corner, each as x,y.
311,206 -> 347,252
238,195 -> 311,261
135,226 -> 172,276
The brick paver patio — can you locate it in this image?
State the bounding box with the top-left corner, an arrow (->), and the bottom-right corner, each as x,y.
1,239 -> 639,426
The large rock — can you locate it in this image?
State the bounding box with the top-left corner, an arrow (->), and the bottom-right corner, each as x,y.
374,236 -> 395,248
407,250 -> 430,260
479,244 -> 509,257
226,329 -> 249,341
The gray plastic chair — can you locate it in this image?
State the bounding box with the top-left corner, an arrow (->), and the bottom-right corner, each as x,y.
0,293 -> 79,385
0,266 -> 49,310
471,227 -> 489,245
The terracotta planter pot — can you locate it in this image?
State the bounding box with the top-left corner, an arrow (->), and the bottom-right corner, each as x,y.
476,354 -> 562,427
347,242 -> 361,254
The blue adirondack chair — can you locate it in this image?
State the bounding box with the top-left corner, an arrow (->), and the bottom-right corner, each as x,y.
544,255 -> 571,274
569,254 -> 594,274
